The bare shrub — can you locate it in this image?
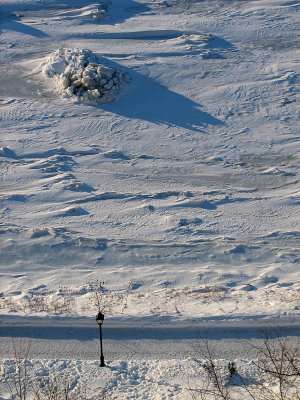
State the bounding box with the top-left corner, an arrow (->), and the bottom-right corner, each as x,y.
48,287 -> 75,315
4,339 -> 32,400
189,338 -> 234,400
88,280 -> 124,314
32,370 -> 75,400
189,327 -> 300,400
19,288 -> 75,316
1,296 -> 19,313
250,330 -> 300,400
2,338 -> 109,400
20,293 -> 49,314
121,281 -> 133,314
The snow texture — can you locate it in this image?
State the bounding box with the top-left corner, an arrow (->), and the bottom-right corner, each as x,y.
1,0 -> 300,397
0,356 -> 258,400
0,0 -> 299,354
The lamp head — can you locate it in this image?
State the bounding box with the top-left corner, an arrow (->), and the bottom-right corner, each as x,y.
96,312 -> 105,325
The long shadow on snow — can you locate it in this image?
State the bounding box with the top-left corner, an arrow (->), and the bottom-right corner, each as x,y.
106,0 -> 151,25
0,0 -> 100,14
207,35 -> 234,50
73,30 -> 182,40
102,68 -> 224,132
1,20 -> 48,37
1,320 -> 300,341
0,13 -> 48,38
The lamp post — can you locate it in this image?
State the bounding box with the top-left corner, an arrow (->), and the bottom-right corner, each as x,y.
96,311 -> 105,367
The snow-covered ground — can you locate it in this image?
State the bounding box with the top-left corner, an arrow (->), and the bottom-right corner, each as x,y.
0,356 -> 258,399
1,0 -> 299,321
0,318 -> 299,399
0,0 -> 300,397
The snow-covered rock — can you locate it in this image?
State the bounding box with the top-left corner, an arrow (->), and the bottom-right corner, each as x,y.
39,48 -> 131,103
91,0 -> 111,20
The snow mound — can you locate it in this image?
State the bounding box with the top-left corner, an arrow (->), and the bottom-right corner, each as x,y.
59,1 -> 112,22
39,48 -> 131,103
0,146 -> 17,158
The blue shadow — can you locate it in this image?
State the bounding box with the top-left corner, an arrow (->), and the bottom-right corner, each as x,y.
1,317 -> 299,341
104,69 -> 224,131
1,20 -> 48,38
71,30 -> 181,41
107,0 -> 151,24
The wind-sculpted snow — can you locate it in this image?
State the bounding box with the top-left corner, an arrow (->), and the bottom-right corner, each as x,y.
0,0 -> 299,325
0,0 -> 111,22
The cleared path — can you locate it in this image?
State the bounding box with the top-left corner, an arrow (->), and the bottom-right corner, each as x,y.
0,316 -> 299,360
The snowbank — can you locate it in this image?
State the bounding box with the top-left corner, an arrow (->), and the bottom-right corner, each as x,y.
39,48 -> 131,103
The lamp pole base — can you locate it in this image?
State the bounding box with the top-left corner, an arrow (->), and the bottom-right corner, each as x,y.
100,355 -> 105,367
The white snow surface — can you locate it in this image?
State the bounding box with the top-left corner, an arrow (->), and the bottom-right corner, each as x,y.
1,0 -> 300,398
0,0 -> 300,323
0,356 -> 258,399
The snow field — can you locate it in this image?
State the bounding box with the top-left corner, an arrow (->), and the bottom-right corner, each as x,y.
1,2 -> 300,397
0,356 -> 257,400
0,268 -> 299,320
0,0 -> 300,327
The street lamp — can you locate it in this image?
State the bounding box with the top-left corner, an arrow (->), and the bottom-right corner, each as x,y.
96,311 -> 105,367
